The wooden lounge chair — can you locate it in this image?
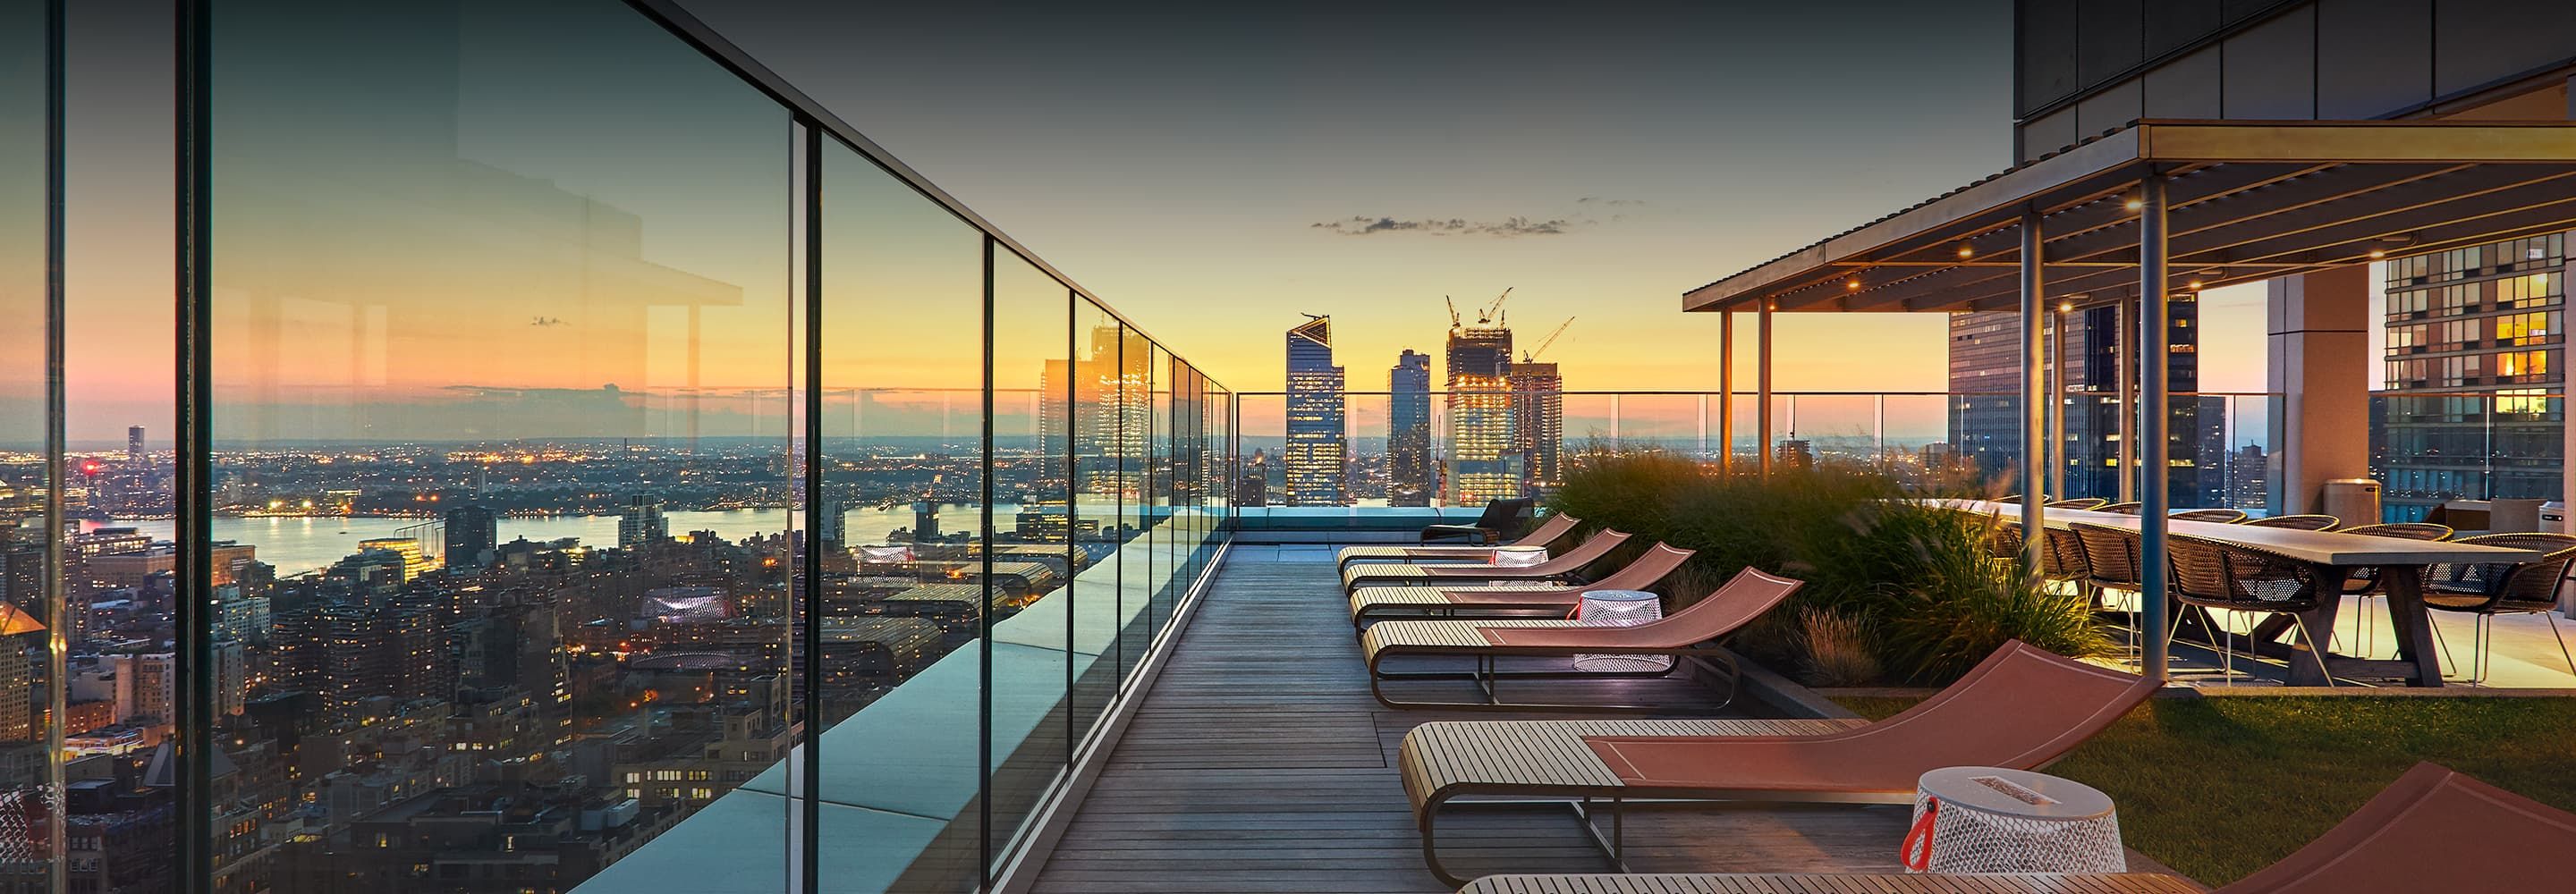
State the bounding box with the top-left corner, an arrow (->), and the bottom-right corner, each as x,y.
1362,567 -> 1799,711
1347,543 -> 1693,627
1455,762 -> 2576,894
1336,513 -> 1581,570
1399,641 -> 2157,885
1343,530 -> 1634,594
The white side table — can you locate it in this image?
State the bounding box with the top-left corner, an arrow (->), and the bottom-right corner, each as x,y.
1572,589 -> 1669,673
1902,766 -> 2124,873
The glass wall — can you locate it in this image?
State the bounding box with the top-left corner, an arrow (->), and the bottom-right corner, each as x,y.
0,1 -> 63,890
209,2 -> 796,892
183,3 -> 1230,894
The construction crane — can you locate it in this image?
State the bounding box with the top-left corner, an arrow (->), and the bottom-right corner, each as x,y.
1521,316 -> 1574,363
1475,287 -> 1513,325
1445,295 -> 1461,328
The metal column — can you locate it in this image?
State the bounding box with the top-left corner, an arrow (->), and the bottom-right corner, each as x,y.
1757,303 -> 1775,478
2018,211 -> 2046,568
2138,175 -> 2173,684
1718,312 -> 1734,474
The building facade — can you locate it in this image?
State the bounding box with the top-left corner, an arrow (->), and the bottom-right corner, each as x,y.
1388,350 -> 1435,507
1506,360 -> 1563,494
1283,316 -> 1348,506
1444,324 -> 1520,505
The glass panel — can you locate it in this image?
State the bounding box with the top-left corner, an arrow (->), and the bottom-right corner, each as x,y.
813,139 -> 984,890
0,0 -> 62,887
1114,327 -> 1152,682
1151,346 -> 1178,620
986,247 -> 1069,866
1068,300 -> 1124,740
209,5 -> 793,894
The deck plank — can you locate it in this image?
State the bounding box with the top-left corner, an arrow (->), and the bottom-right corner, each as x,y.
1028,550 -> 2190,893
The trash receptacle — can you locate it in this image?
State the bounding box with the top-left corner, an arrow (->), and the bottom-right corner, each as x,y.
2542,501 -> 2567,535
2322,478 -> 2380,526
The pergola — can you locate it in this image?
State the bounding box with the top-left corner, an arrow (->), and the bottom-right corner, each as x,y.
1682,119 -> 2576,679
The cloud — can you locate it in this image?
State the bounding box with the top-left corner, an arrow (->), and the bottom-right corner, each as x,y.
1309,215 -> 1586,238
1575,197 -> 1647,207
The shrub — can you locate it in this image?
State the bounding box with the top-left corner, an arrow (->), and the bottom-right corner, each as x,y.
1546,451 -> 2109,685
1796,608 -> 1881,687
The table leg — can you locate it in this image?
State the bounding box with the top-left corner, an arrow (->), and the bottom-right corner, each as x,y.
2382,569 -> 2445,688
2284,585 -> 2343,687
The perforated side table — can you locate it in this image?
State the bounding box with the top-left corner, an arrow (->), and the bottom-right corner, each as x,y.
1572,589 -> 1670,672
1902,766 -> 2124,874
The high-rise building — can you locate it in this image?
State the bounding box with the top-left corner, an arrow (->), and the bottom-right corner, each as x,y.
618,494 -> 668,550
1387,350 -> 1435,507
2376,233 -> 2568,521
1445,323 -> 1521,505
1283,316 -> 1348,506
1507,360 -> 1563,493
125,426 -> 145,466
1949,302 -> 2224,505
1945,312 -> 2023,477
443,504 -> 497,570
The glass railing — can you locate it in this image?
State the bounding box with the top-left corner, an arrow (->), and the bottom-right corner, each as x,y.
1232,390 -> 2287,524
2370,392 -> 2567,522
4,3 -> 1236,894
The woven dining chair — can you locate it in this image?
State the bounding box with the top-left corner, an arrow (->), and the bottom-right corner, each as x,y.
2338,522 -> 2454,657
2173,508 -> 2250,523
2045,497 -> 2108,510
2168,533 -> 2336,686
2097,502 -> 2143,515
2243,514 -> 2341,531
2070,522 -> 2145,658
2421,532 -> 2576,685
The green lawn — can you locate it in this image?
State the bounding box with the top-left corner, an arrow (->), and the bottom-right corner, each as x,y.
1831,695 -> 2576,886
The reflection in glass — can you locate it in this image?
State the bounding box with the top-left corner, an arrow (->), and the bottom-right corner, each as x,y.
210,4 -> 792,893
0,0 -> 64,887
811,139 -> 984,891
985,248 -> 1070,865
1069,302 -> 1126,734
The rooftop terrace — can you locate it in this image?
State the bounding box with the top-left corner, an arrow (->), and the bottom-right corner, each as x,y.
1025,546 -> 2190,891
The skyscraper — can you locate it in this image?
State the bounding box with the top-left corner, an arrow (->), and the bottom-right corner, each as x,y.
1944,313 -> 2022,477
443,504 -> 497,570
2376,233 -> 2567,521
618,494 -> 668,550
1284,316 -> 1348,506
1445,322 -> 1521,505
1507,360 -> 1563,493
125,426 -> 145,466
1388,350 -> 1435,507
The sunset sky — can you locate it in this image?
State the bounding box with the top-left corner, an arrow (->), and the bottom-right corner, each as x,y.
54,0 -> 2289,444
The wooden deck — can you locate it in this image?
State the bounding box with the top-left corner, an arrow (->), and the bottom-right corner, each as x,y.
1030,546 -> 2116,894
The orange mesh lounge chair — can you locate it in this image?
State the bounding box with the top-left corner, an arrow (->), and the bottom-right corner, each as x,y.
1452,762 -> 2576,894
1343,530 -> 1633,594
1398,641 -> 2158,886
1347,543 -> 1694,627
1337,513 -> 1582,570
1360,567 -> 1799,711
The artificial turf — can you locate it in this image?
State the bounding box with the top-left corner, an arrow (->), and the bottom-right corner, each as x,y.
1831,694 -> 2576,886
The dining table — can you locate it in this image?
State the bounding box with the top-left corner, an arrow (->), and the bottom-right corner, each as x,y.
1935,499 -> 2542,687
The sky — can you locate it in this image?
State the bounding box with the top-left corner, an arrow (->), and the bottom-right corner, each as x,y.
47,0 -> 2284,444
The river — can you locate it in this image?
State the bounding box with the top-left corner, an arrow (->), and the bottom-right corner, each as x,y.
89,504 -> 1017,576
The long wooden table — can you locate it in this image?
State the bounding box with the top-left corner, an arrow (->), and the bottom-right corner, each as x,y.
1941,500 -> 2541,687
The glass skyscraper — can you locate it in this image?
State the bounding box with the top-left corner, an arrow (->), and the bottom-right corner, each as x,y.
1388,350 -> 1434,507
1445,324 -> 1520,505
1284,316 -> 1348,506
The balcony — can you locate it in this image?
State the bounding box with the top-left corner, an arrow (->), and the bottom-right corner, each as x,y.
13,1 -> 2576,893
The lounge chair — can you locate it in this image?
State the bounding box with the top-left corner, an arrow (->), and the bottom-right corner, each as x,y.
1362,567 -> 1799,711
1347,543 -> 1693,627
1420,497 -> 1538,544
1399,641 -> 2157,885
1336,513 -> 1581,570
1343,530 -> 1633,594
1454,762 -> 2576,894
